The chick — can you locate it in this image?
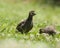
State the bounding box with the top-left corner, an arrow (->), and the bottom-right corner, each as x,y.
39,26 -> 56,36
16,11 -> 36,34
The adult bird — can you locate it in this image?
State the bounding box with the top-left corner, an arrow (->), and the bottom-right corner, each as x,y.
16,11 -> 36,34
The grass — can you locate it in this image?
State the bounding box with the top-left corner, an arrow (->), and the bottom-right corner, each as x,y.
0,0 -> 60,48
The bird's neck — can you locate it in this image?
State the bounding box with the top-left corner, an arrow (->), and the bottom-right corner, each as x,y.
27,15 -> 33,21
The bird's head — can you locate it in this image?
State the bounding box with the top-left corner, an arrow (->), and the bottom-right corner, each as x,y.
39,28 -> 44,34
29,11 -> 36,16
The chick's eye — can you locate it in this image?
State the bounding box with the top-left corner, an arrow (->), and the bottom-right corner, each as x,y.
31,13 -> 33,15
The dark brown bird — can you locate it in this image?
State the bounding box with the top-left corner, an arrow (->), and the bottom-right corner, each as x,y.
16,11 -> 36,34
39,26 -> 56,36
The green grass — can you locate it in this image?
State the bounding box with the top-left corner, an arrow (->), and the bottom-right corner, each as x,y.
0,0 -> 60,48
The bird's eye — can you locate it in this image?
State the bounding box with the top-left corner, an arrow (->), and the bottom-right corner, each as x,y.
31,13 -> 33,15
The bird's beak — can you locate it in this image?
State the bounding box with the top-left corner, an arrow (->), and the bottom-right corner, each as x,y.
34,12 -> 36,15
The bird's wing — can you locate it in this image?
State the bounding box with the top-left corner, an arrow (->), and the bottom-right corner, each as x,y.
18,20 -> 26,27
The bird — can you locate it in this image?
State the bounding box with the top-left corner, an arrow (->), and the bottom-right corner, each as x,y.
16,10 -> 36,34
39,25 -> 56,36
